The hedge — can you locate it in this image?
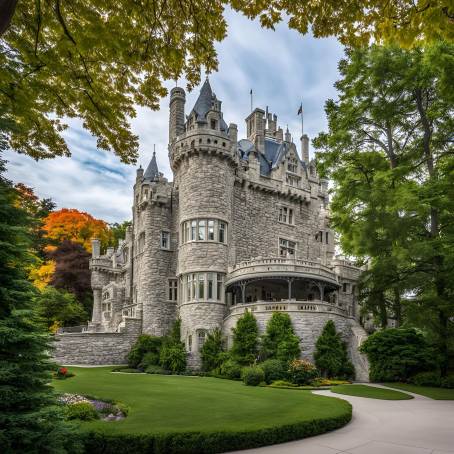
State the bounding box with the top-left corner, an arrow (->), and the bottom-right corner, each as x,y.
78,408 -> 352,453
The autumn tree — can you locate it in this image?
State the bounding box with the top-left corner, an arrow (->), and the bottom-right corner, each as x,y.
43,208 -> 110,252
314,43 -> 454,374
1,2 -> 452,166
49,240 -> 92,316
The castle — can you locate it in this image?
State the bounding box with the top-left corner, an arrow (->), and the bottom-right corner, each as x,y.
54,79 -> 369,380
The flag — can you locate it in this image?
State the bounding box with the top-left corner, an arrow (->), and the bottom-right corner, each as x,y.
250,89 -> 253,95
297,103 -> 303,115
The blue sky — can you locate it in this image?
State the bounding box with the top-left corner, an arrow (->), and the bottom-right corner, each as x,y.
5,9 -> 344,224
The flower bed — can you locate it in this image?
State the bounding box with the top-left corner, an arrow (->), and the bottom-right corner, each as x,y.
58,393 -> 127,421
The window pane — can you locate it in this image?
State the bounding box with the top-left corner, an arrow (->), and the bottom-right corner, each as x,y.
199,273 -> 205,299
219,223 -> 225,243
216,273 -> 223,301
289,209 -> 293,224
208,220 -> 215,240
207,273 -> 214,299
191,220 -> 196,241
192,274 -> 196,299
198,220 -> 206,241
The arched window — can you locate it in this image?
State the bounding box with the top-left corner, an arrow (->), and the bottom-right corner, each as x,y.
197,330 -> 206,351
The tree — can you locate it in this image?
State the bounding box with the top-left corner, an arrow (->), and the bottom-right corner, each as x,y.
0,159 -> 73,452
1,2 -> 451,166
200,328 -> 224,372
314,43 -> 454,373
36,286 -> 88,330
108,221 -> 132,248
360,328 -> 438,382
43,208 -> 111,252
48,240 -> 92,315
230,311 -> 259,365
261,312 -> 300,363
159,319 -> 187,374
314,321 -> 354,379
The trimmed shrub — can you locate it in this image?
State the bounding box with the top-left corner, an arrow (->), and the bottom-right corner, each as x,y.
66,402 -> 98,421
159,342 -> 187,374
260,359 -> 287,384
241,366 -> 265,386
139,352 -> 160,370
314,320 -> 354,379
269,380 -> 298,388
230,312 -> 259,365
261,312 -> 301,363
128,335 -> 162,368
200,328 -> 225,372
410,371 -> 441,387
80,406 -> 352,453
145,365 -> 170,375
220,359 -> 242,379
288,359 -> 318,386
359,328 -> 438,382
441,375 -> 454,389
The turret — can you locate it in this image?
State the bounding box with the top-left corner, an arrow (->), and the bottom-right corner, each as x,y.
301,134 -> 310,163
284,126 -> 291,143
245,108 -> 265,153
169,87 -> 186,143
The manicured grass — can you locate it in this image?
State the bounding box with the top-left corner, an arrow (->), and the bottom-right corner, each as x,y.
330,384 -> 413,400
53,367 -> 351,435
383,383 -> 454,400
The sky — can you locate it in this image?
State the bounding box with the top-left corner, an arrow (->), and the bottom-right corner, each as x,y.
4,9 -> 345,224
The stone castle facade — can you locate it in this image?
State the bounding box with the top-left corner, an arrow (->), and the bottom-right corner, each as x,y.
54,79 -> 369,380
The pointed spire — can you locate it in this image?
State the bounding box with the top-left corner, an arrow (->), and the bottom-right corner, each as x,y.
143,148 -> 159,181
191,78 -> 214,120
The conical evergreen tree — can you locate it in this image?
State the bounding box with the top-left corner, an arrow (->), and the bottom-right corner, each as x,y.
231,312 -> 259,365
314,320 -> 354,379
0,159 -> 76,453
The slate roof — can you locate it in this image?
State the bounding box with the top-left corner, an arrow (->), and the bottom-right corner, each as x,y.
237,137 -> 306,177
143,151 -> 159,181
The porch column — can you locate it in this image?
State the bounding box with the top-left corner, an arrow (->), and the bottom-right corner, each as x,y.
287,278 -> 294,300
239,282 -> 247,304
317,283 -> 325,302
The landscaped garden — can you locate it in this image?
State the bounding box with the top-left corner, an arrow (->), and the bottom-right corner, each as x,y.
330,384 -> 413,400
382,383 -> 454,400
53,366 -> 352,452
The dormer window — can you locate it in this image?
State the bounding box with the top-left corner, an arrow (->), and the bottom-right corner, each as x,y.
210,119 -> 217,130
288,157 -> 298,173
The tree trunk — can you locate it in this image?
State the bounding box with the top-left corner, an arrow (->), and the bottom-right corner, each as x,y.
0,0 -> 18,36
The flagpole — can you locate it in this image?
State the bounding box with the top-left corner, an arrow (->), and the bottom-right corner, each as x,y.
250,89 -> 253,113
301,101 -> 304,137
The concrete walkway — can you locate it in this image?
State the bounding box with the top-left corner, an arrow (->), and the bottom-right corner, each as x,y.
230,385 -> 454,454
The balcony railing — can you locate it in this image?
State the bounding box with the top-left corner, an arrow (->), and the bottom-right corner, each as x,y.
226,257 -> 339,285
226,300 -> 349,318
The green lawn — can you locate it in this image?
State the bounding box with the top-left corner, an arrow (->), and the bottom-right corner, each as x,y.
383,383 -> 454,400
53,367 -> 351,435
330,384 -> 413,400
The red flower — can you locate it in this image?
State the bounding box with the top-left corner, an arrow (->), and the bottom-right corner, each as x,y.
59,367 -> 68,375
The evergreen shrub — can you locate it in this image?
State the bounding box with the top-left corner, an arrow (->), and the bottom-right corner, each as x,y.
66,402 -> 98,421
220,359 -> 242,379
128,335 -> 162,368
441,375 -> 454,389
241,366 -> 265,386
410,371 -> 441,387
260,359 -> 287,384
359,328 -> 438,382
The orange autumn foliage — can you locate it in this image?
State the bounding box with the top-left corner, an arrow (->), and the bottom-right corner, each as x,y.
43,208 -> 111,253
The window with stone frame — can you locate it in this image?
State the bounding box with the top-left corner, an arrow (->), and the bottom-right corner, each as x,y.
138,232 -> 145,253
286,174 -> 300,187
278,206 -> 294,225
188,335 -> 192,352
218,222 -> 226,243
287,156 -> 298,173
168,279 -> 178,301
181,219 -> 227,244
342,282 -> 350,293
160,231 -> 170,250
197,330 -> 206,351
279,238 -> 296,257
182,272 -> 224,302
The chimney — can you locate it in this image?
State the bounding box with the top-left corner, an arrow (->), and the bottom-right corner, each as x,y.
245,108 -> 265,153
284,127 -> 291,142
136,165 -> 144,181
169,87 -> 186,143
301,134 -> 309,163
228,123 -> 238,149
91,239 -> 101,258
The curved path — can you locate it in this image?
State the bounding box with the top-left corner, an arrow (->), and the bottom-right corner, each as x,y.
231,385 -> 454,454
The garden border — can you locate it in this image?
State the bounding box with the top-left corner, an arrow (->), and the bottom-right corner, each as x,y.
78,409 -> 352,453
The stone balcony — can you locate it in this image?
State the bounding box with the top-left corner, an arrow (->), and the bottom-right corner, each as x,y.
226,300 -> 349,319
226,257 -> 339,286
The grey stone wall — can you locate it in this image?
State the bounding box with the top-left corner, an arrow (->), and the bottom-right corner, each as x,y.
53,318 -> 141,365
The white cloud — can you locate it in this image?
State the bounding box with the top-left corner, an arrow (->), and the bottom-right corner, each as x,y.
5,9 -> 344,223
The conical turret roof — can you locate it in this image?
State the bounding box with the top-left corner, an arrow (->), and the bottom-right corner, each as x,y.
191,78 -> 213,120
143,151 -> 159,181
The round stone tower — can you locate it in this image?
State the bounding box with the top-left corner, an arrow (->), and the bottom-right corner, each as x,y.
169,80 -> 237,367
